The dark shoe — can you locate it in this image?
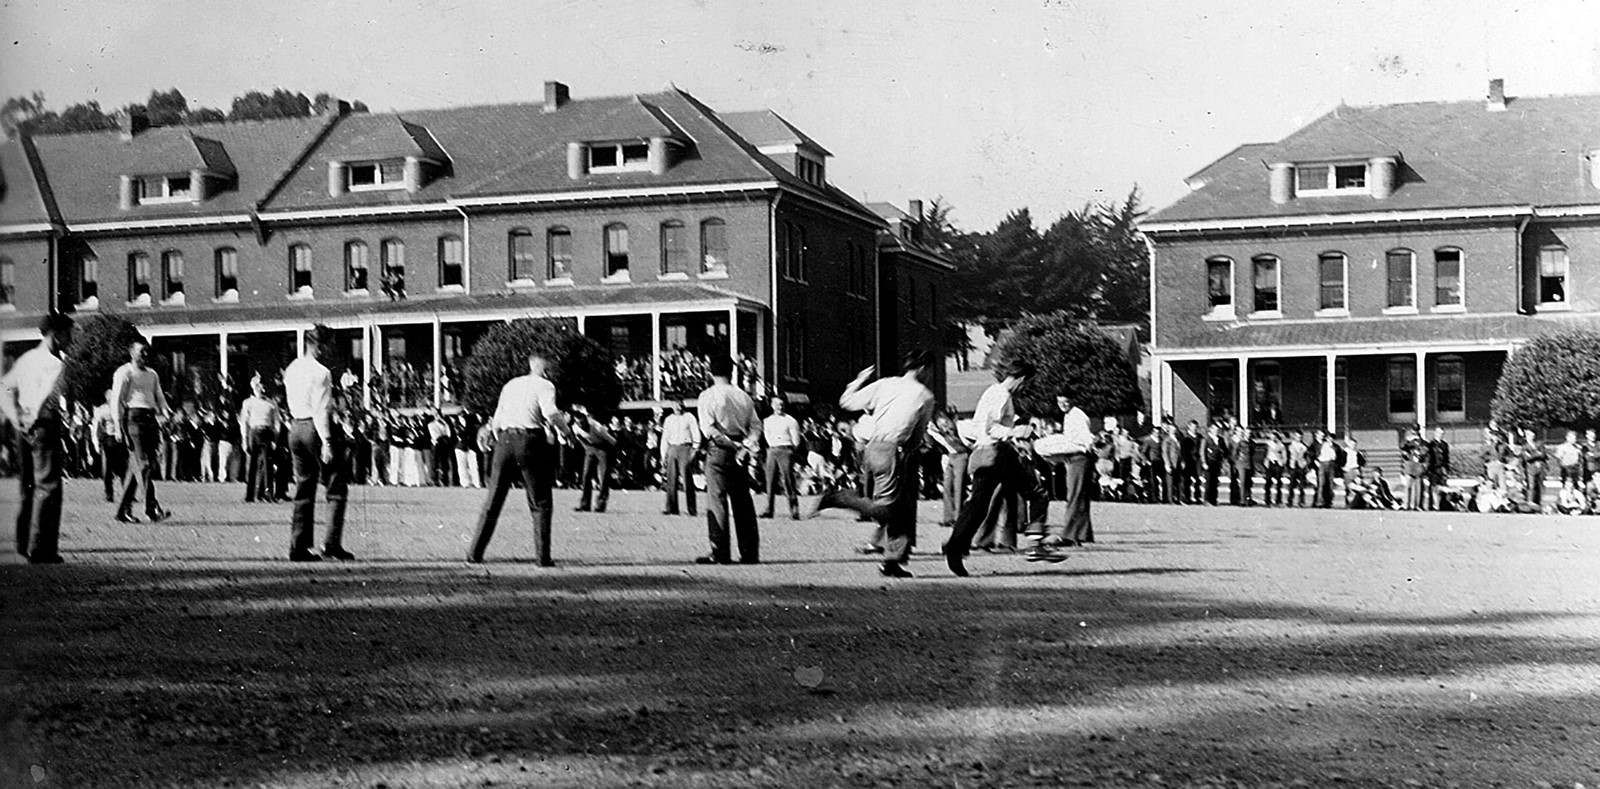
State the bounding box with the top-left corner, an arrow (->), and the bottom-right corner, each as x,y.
790,510 -> 801,520
686,510 -> 698,518
114,513 -> 140,524
538,559 -> 556,568
854,543 -> 884,555
28,553 -> 64,565
289,551 -> 322,562
661,509 -> 679,516
694,555 -> 732,565
466,555 -> 485,564
1025,546 -> 1066,563
321,546 -> 355,561
147,509 -> 173,523
945,552 -> 969,577
879,561 -> 913,578
738,557 -> 760,565
759,511 -> 774,519
573,506 -> 591,512
594,506 -> 607,514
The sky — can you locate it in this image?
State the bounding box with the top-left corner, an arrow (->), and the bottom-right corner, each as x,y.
3,0 -> 1600,230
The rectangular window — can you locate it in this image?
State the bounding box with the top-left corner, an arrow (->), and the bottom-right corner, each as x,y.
129,252 -> 151,300
0,258 -> 13,306
1319,253 -> 1345,310
1540,246 -> 1568,305
1434,249 -> 1463,307
347,160 -> 406,191
1387,357 -> 1416,417
588,143 -> 651,172
1296,165 -> 1329,192
509,230 -> 536,281
604,225 -> 629,277
215,248 -> 238,296
137,175 -> 194,204
701,219 -> 727,275
1386,250 -> 1415,308
1206,363 -> 1237,422
438,236 -> 463,288
660,222 -> 688,275
1206,258 -> 1232,312
80,254 -> 99,302
345,242 -> 369,292
1296,162 -> 1368,194
547,228 -> 572,280
1436,357 -> 1466,418
1252,257 -> 1279,313
289,245 -> 312,293
161,250 -> 184,299
1334,165 -> 1366,189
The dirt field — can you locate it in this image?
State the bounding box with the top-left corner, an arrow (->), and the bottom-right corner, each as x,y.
3,480 -> 1599,788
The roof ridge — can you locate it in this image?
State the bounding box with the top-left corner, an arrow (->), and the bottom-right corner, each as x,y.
1337,105 -> 1521,202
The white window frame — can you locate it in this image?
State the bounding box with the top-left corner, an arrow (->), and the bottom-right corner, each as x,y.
1386,355 -> 1417,423
1431,247 -> 1466,313
437,235 -> 465,292
1203,257 -> 1235,321
507,228 -> 538,287
1538,245 -> 1571,311
214,247 -> 239,303
1295,162 -> 1371,196
344,240 -> 370,296
346,160 -> 406,192
288,244 -> 314,299
1382,248 -> 1419,315
78,253 -> 100,309
160,249 -> 185,305
1249,255 -> 1282,319
1435,354 -> 1467,422
587,142 -> 652,173
1315,252 -> 1350,317
137,174 -> 195,205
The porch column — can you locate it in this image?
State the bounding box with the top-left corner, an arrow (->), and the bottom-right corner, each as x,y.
1324,352 -> 1337,434
650,309 -> 663,402
361,323 -> 373,411
217,331 -> 229,392
727,306 -> 739,362
756,313 -> 768,389
576,314 -> 586,335
1415,351 -> 1427,429
431,316 -> 443,409
1158,359 -> 1174,418
1237,355 -> 1249,427
295,327 -> 305,357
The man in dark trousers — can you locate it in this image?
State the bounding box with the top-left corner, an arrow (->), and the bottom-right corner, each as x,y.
111,339 -> 175,523
1200,424 -> 1228,506
572,406 -> 615,513
695,356 -> 763,565
1160,421 -> 1183,504
90,389 -> 123,503
1230,426 -> 1255,506
467,351 -> 573,565
1178,420 -> 1202,503
282,325 -> 354,562
942,361 -> 1050,576
659,399 -> 700,517
760,395 -> 803,519
1,313 -> 75,563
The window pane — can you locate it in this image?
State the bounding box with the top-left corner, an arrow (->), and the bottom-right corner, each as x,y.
1334,165 -> 1366,189
590,146 -> 618,168
167,175 -> 192,198
622,143 -> 649,165
438,236 -> 463,287
548,228 -> 572,279
1207,260 -> 1232,308
1386,250 -> 1413,307
1319,254 -> 1345,309
701,219 -> 727,274
509,231 -> 536,280
349,164 -> 377,186
1435,250 -> 1462,306
1252,258 -> 1278,312
130,252 -> 151,298
1388,358 -> 1416,414
345,242 -> 368,291
1436,359 -> 1465,414
81,254 -> 99,301
379,160 -> 404,183
605,225 -> 629,276
1296,165 -> 1329,191
162,251 -> 184,297
215,248 -> 237,295
1540,247 -> 1568,303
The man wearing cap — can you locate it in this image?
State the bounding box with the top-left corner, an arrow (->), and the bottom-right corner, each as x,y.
695,355 -> 762,565
760,395 -> 803,519
282,325 -> 353,562
659,399 -> 701,517
815,350 -> 937,578
2,313 -> 75,563
111,339 -> 174,524
467,350 -> 573,565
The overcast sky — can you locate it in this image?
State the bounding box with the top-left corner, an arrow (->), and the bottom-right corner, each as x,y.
3,0 -> 1598,229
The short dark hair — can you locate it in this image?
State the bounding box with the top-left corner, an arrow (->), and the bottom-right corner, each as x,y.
901,349 -> 936,373
708,355 -> 735,378
308,324 -> 336,349
1007,360 -> 1035,380
38,313 -> 74,336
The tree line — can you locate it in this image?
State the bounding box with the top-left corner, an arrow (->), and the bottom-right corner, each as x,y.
1,88 -> 369,137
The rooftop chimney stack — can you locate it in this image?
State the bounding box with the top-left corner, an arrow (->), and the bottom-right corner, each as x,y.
908,199 -> 924,223
1487,78 -> 1507,112
544,81 -> 570,113
118,109 -> 149,141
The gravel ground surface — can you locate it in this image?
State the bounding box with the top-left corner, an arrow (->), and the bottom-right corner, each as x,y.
3,480 -> 1599,788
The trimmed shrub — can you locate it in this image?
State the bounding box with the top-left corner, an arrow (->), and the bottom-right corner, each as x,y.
61,313 -> 149,406
990,311 -> 1142,418
1492,330 -> 1600,429
459,319 -> 620,416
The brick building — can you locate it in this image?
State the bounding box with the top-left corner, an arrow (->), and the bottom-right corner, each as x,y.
870,200 -> 954,400
1142,81 -> 1600,452
0,83 -> 945,412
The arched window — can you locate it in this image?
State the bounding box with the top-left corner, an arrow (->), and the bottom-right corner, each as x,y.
128,251 -> 151,302
1318,252 -> 1347,312
161,250 -> 185,300
660,220 -> 688,276
701,218 -> 728,275
1434,248 -> 1464,309
547,227 -> 572,280
437,234 -> 463,288
1205,257 -> 1233,316
379,238 -> 405,298
1385,248 -> 1416,309
1251,255 -> 1280,314
214,247 -> 237,298
604,223 -> 629,278
344,241 -> 369,292
508,228 -> 536,282
288,244 -> 312,294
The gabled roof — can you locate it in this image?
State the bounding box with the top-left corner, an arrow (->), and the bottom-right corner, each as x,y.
868,201 -> 955,269
28,115 -> 333,223
1149,93 -> 1600,224
719,110 -> 832,156
0,139 -> 52,227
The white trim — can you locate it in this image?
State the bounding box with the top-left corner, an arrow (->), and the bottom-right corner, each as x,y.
447,181 -> 779,209
1533,205 -> 1600,218
1382,306 -> 1419,316
261,203 -> 453,223
1314,308 -> 1351,318
1247,310 -> 1283,321
1536,302 -> 1573,312
1432,246 -> 1466,311
71,214 -> 252,233
1157,343 -> 1518,361
344,289 -> 371,299
1250,254 -> 1281,315
657,272 -> 690,282
1202,309 -> 1236,323
1429,304 -> 1467,314
506,278 -> 538,290
698,269 -> 729,280
1384,248 -> 1417,311
0,222 -> 54,236
1140,205 -> 1531,234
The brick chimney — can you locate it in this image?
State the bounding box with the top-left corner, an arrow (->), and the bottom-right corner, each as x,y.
1487,78 -> 1507,112
118,109 -> 149,141
544,81 -> 570,113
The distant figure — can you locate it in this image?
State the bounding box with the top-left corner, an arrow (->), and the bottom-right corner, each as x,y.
90,388 -> 123,503
1,313 -> 75,563
761,396 -> 803,519
659,399 -> 701,517
237,374 -> 279,503
111,339 -> 174,524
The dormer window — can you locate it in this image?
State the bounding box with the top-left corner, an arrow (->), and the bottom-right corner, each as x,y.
1295,163 -> 1368,195
134,174 -> 195,204
588,143 -> 652,172
796,155 -> 825,186
348,160 -> 406,191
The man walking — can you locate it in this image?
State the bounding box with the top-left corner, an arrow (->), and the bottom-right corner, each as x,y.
816,351 -> 937,578
237,374 -> 278,502
572,407 -> 615,513
90,389 -> 123,503
760,396 -> 803,519
467,350 -> 573,564
1,313 -> 75,563
659,399 -> 700,517
283,325 -> 354,562
695,356 -> 762,565
111,339 -> 174,523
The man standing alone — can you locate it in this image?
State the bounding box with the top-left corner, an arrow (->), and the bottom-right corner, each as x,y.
659,400 -> 700,517
283,325 -> 354,562
761,396 -> 802,519
111,340 -> 173,523
467,351 -> 573,565
1,313 -> 75,563
695,356 -> 762,565
816,351 -> 937,578
237,374 -> 278,503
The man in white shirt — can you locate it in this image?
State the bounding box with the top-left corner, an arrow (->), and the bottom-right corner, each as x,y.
282,325 -> 352,562
90,388 -> 123,503
1046,393 -> 1096,552
1,313 -> 74,563
943,361 -> 1047,576
467,351 -> 573,565
237,374 -> 279,503
760,396 -> 803,519
110,339 -> 173,523
695,355 -> 762,565
659,399 -> 701,517
815,350 -> 937,578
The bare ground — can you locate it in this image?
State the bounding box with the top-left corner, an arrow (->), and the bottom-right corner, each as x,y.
2,480 -> 1599,788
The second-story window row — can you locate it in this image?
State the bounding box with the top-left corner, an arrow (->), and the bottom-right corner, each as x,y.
1207,248 -> 1476,316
